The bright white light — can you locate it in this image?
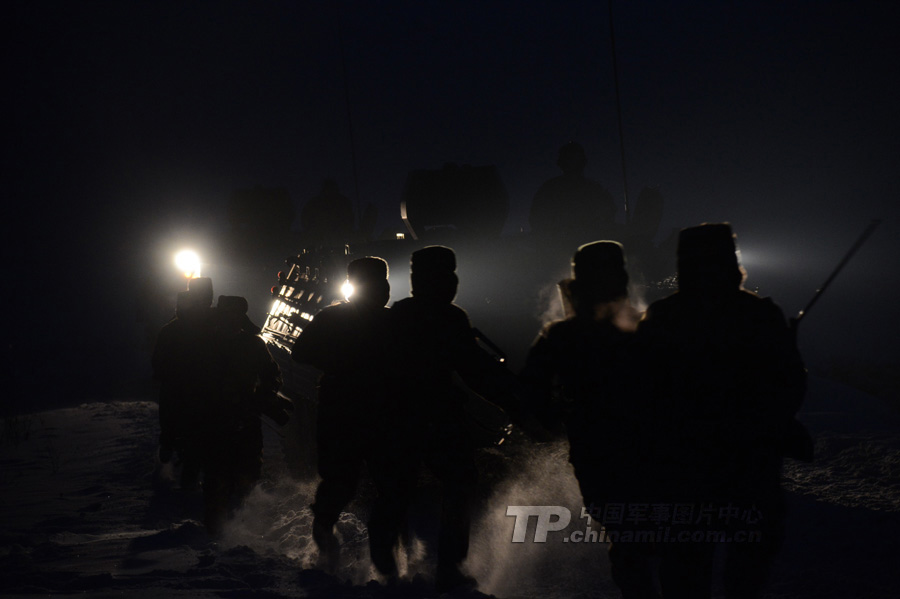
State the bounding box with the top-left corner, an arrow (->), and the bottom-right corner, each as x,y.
175,250 -> 201,278
341,279 -> 354,301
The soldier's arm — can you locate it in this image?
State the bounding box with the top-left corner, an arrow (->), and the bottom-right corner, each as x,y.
762,299 -> 807,418
257,337 -> 283,393
290,309 -> 333,372
519,326 -> 567,434
520,328 -> 554,396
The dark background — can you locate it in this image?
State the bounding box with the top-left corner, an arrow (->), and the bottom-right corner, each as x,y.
4,0 -> 898,408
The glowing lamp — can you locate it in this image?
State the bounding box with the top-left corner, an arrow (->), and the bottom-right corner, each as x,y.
175,250 -> 201,278
341,279 -> 354,301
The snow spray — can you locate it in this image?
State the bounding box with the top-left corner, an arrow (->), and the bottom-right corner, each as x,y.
221,477 -> 381,585
465,440 -> 613,598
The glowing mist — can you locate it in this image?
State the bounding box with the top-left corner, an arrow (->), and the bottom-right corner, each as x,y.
466,440 -> 617,598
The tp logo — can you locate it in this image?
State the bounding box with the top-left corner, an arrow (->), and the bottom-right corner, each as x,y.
506,506 -> 572,542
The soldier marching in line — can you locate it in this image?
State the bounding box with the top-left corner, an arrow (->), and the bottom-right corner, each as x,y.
153,277 -> 217,491
521,226 -> 805,599
520,241 -> 657,598
387,246 -> 520,592
638,223 -> 806,599
290,257 -> 395,570
200,295 -> 284,535
273,220 -> 805,597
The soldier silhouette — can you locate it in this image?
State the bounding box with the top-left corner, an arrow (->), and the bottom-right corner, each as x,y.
152,277 -> 216,491
290,257 -> 393,570
153,285 -> 287,535
639,223 -> 806,599
529,142 -> 618,243
387,246 -> 517,592
200,295 -> 283,534
520,241 -> 657,599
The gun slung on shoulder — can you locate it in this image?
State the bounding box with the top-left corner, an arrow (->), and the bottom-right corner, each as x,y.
794,219 -> 880,328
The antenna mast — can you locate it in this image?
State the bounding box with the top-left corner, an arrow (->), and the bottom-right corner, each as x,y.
336,8 -> 362,226
608,0 -> 630,223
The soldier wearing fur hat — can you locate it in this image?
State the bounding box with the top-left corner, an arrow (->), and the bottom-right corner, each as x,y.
290,256 -> 394,570
152,277 -> 217,490
521,240 -> 655,598
200,295 -> 283,535
639,223 -> 806,599
384,245 -> 518,592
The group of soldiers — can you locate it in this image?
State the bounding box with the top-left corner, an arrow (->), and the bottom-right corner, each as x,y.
291,246 -> 518,592
522,225 -> 806,599
152,221 -> 806,598
151,278 -> 290,534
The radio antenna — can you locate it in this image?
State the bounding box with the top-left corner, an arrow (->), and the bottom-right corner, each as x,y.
608,0 -> 630,222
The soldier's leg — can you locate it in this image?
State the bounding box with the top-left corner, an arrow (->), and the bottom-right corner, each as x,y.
178,413 -> 204,491
723,479 -> 786,599
311,419 -> 364,566
232,424 -> 264,508
367,448 -> 416,578
607,541 -> 660,599
657,541 -> 714,599
426,447 -> 478,590
201,444 -> 233,536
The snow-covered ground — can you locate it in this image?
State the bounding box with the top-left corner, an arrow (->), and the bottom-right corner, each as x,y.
1,375 -> 898,598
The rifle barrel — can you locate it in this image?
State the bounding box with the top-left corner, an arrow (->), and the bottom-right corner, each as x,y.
797,219 -> 881,323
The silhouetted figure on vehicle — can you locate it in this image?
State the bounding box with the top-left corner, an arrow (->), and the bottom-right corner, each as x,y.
290,257 -> 393,570
200,295 -> 283,535
152,277 -> 216,491
300,179 -> 355,249
387,246 -> 517,592
639,223 -> 807,599
520,241 -> 657,599
529,142 -> 617,243
401,163 -> 510,240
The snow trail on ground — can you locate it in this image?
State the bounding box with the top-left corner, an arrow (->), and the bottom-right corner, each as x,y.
1,378 -> 900,597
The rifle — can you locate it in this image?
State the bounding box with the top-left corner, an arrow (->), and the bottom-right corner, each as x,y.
792,219 -> 881,330
472,327 -> 508,363
782,219 -> 880,462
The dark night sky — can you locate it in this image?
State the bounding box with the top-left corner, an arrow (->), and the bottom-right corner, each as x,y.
4,0 -> 899,403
